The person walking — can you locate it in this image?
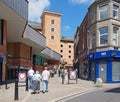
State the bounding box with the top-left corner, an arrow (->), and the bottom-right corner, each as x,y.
27,67 -> 34,89
42,67 -> 50,94
32,71 -> 42,94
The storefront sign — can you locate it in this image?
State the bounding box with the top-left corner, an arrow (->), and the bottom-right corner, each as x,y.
101,52 -> 106,56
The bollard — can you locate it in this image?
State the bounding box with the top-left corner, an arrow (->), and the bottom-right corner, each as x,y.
95,78 -> 103,87
5,64 -> 8,89
14,78 -> 19,100
62,74 -> 64,84
14,69 -> 19,101
26,71 -> 28,91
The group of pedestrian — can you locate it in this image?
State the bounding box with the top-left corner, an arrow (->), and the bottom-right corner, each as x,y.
27,66 -> 50,94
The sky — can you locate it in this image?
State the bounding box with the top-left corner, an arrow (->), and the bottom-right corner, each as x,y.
28,0 -> 95,37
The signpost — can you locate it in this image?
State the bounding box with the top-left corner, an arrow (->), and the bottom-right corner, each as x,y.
68,69 -> 78,84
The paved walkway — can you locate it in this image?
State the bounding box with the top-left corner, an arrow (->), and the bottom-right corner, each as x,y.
0,74 -> 119,102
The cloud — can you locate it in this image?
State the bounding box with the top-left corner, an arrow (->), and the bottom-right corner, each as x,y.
64,25 -> 71,31
69,0 -> 93,4
28,0 -> 50,23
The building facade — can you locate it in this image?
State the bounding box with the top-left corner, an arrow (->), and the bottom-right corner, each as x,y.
74,14 -> 88,79
60,36 -> 74,68
41,11 -> 61,54
74,0 -> 120,83
0,0 -> 61,84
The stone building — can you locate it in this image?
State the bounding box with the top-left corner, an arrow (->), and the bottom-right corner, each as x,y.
74,0 -> 120,83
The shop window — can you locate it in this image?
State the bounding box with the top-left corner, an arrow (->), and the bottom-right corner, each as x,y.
112,62 -> 120,81
99,5 -> 108,20
0,20 -> 3,44
99,27 -> 108,46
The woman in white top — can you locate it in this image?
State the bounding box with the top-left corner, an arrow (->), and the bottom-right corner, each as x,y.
27,67 -> 34,89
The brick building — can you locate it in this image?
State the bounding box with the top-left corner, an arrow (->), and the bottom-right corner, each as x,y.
74,14 -> 88,79
60,36 -> 74,68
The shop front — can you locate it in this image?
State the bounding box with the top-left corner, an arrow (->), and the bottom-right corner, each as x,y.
87,50 -> 120,83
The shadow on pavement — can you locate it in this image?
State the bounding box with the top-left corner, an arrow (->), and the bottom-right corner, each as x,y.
105,87 -> 120,93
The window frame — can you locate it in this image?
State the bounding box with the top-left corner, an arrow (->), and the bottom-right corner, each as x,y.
99,27 -> 108,46
113,27 -> 119,46
51,19 -> 54,24
51,28 -> 54,32
113,5 -> 118,19
51,35 -> 54,40
91,33 -> 96,49
99,5 -> 108,20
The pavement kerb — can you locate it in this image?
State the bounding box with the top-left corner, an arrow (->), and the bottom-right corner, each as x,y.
48,88 -> 98,102
48,83 -> 120,102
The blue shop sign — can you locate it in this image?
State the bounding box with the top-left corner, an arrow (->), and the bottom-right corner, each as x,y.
94,50 -> 120,59
87,50 -> 120,60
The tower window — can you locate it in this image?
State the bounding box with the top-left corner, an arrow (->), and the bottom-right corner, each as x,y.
51,36 -> 54,39
51,28 -> 54,32
51,19 -> 54,24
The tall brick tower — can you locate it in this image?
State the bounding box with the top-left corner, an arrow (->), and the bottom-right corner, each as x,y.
41,11 -> 62,54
